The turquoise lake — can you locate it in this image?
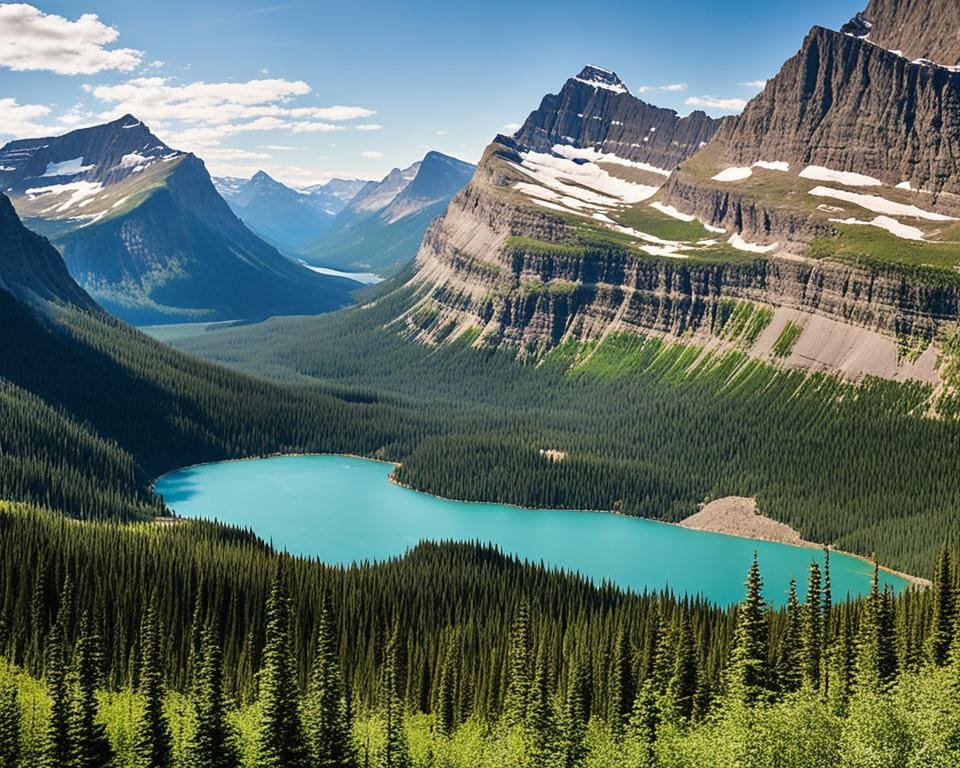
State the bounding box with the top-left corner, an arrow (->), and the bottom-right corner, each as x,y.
155,455 -> 908,606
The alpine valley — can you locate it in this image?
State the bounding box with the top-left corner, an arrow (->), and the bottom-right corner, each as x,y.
3,2 -> 960,768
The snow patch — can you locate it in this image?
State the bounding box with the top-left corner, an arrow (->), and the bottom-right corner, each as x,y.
808,186 -> 956,221
42,157 -> 95,177
24,181 -> 104,212
829,215 -> 925,241
550,144 -> 671,176
650,201 -> 695,221
712,161 -> 789,183
728,233 -> 778,253
753,161 -> 790,172
573,76 -> 628,94
799,165 -> 882,187
119,152 -> 150,169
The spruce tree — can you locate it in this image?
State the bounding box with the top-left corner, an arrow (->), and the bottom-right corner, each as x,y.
829,610 -> 854,716
777,579 -> 802,694
70,620 -> 114,768
927,547 -> 955,666
801,562 -> 822,691
728,552 -> 769,706
434,632 -> 457,737
303,598 -> 354,767
188,622 -> 238,768
381,624 -> 410,768
822,547 -> 832,694
504,600 -> 532,727
0,679 -> 20,768
607,624 -> 635,734
258,568 -> 308,768
558,656 -> 590,768
663,610 -> 698,723
526,645 -> 556,768
855,562 -> 897,693
134,605 -> 173,768
43,623 -> 71,768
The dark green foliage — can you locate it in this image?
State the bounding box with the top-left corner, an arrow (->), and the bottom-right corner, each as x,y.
258,570 -> 308,768
43,624 -> 71,768
607,625 -> 634,733
134,605 -> 172,768
557,657 -> 590,768
188,622 -> 238,768
728,553 -> 770,705
381,625 -> 410,768
70,621 -> 113,768
663,610 -> 698,724
303,599 -> 354,767
856,564 -> 898,693
802,562 -> 823,690
927,547 -> 955,666
777,579 -> 802,694
504,600 -> 532,727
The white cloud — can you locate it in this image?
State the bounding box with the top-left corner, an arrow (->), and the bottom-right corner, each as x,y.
0,97 -> 51,137
502,122 -> 521,133
637,83 -> 688,94
685,95 -> 748,111
356,123 -> 382,131
360,150 -> 384,158
435,130 -> 447,135
260,144 -> 306,151
0,4 -> 142,75
740,80 -> 767,89
199,147 -> 273,161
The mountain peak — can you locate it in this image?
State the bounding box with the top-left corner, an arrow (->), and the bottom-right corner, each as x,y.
572,65 -> 628,94
251,170 -> 276,183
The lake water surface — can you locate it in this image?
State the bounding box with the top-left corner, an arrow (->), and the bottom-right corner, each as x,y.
155,455 -> 908,606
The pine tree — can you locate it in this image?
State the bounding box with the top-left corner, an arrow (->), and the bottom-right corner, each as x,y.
822,547 -> 832,694
504,600 -> 532,727
134,605 -> 173,768
0,679 -> 20,768
801,561 -> 822,691
381,624 -> 410,768
303,598 -> 354,767
728,552 -> 769,706
258,568 -> 309,768
927,547 -> 955,666
558,656 -> 590,768
777,579 -> 802,694
188,622 -> 238,768
70,620 -> 114,768
434,632 -> 457,737
526,645 -> 556,768
43,623 -> 71,768
829,610 -> 854,716
607,624 -> 634,734
663,610 -> 698,723
855,562 -> 897,693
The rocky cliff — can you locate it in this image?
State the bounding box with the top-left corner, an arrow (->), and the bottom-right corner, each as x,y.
848,0 -> 960,65
514,66 -> 719,170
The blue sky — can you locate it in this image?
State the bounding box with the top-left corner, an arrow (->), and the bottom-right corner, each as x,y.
0,0 -> 863,187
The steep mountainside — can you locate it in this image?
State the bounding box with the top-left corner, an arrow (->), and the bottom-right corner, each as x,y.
0,192 -> 392,519
0,116 -> 356,323
214,172 -> 366,252
389,36 -> 960,391
303,152 -> 474,276
844,0 -> 960,65
514,65 -> 719,169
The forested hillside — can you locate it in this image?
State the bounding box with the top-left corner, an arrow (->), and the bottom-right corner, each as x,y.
0,503 -> 957,768
174,287 -> 960,576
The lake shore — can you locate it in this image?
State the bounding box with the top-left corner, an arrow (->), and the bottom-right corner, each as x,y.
154,452 -> 929,588
680,496 -> 931,588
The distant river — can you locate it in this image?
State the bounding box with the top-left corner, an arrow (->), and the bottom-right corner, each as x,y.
155,455 -> 908,606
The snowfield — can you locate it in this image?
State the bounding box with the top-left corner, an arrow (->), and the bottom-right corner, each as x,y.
42,157 -> 95,177
808,186 -> 956,221
829,215 -> 926,241
799,166 -> 882,187
550,145 -> 671,176
25,181 -> 104,213
728,233 -> 779,253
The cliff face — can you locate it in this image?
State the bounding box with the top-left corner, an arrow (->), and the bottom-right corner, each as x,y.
514,66 -> 720,170
711,26 -> 960,196
851,0 -> 960,65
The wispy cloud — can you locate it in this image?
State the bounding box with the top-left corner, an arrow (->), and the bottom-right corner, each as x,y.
360,150 -> 384,159
685,95 -> 747,111
740,80 -> 767,89
637,83 -> 688,94
0,98 -> 51,137
502,122 -> 521,133
0,4 -> 143,75
435,130 -> 447,135
356,123 -> 383,131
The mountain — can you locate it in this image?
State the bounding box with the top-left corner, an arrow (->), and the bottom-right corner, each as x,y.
0,190 -> 389,519
302,151 -> 475,276
0,115 -> 357,324
214,171 -> 367,252
379,38 -> 960,387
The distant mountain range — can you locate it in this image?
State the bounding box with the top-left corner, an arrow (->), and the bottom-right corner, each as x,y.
301,151 -> 475,277
214,172 -> 366,252
0,116 -> 357,324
